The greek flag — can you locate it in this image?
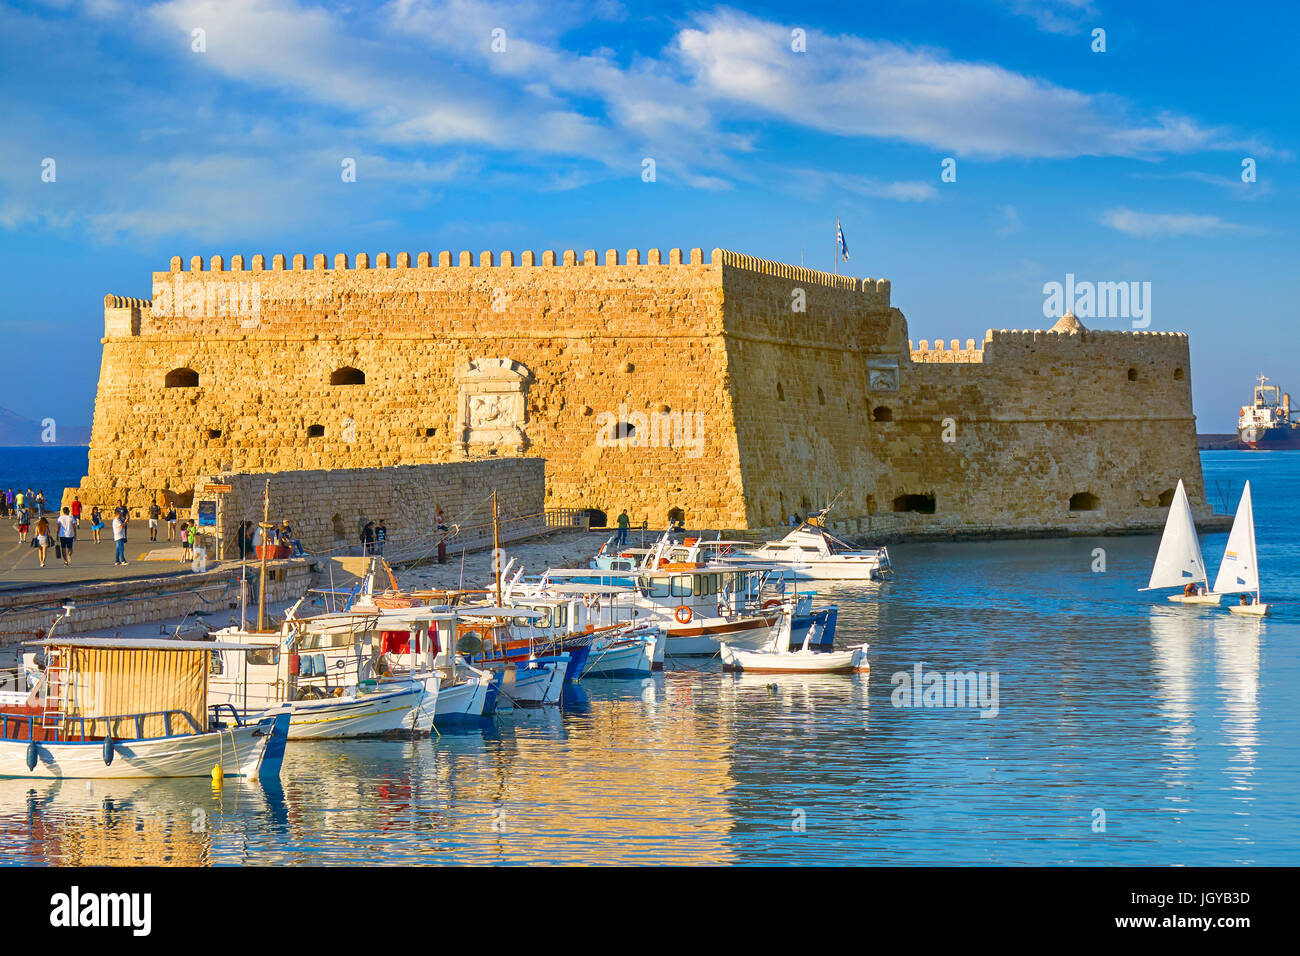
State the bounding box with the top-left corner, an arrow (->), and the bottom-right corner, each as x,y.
836,217 -> 850,261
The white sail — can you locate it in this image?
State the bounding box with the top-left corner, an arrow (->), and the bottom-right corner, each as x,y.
1212,481 -> 1259,595
1146,479 -> 1208,590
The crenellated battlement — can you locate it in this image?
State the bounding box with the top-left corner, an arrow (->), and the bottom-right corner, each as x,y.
910,338 -> 985,363
158,246 -> 891,300
166,247 -> 718,273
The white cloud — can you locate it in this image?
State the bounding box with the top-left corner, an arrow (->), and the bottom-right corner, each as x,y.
1099,207 -> 1243,238
672,10 -> 1244,159
995,0 -> 1097,35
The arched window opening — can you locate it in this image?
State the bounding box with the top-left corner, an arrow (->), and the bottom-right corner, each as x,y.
331,366 -> 365,386
1157,488 -> 1175,508
307,424 -> 325,438
872,406 -> 893,422
1127,368 -> 1138,382
165,367 -> 199,388
1174,368 -> 1185,381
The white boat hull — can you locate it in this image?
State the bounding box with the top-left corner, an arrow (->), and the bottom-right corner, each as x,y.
0,713 -> 288,780
582,638 -> 653,678
496,658 -> 568,707
262,687 -> 427,739
1168,593 -> 1223,605
663,616 -> 776,656
720,642 -> 870,674
435,675 -> 491,720
1228,603 -> 1270,617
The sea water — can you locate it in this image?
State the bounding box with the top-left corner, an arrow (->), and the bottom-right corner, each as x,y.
1,451 -> 1297,865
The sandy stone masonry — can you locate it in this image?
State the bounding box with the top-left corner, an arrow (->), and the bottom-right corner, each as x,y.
69,247 -> 1211,537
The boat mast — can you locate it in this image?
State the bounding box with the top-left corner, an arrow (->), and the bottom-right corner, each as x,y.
257,478 -> 270,632
492,490 -> 502,607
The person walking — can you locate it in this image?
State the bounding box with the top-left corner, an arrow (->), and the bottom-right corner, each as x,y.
375,519 -> 387,556
361,521 -> 375,557
615,509 -> 630,548
435,508 -> 448,532
112,512 -> 128,566
4,488 -> 12,513
14,489 -> 24,513
35,490 -> 46,515
90,506 -> 104,544
56,506 -> 76,567
114,500 -> 128,524
34,516 -> 51,568
148,499 -> 161,542
70,496 -> 82,528
165,504 -> 177,541
16,505 -> 30,543
179,522 -> 192,561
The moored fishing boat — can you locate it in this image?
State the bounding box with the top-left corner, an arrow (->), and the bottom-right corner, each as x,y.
3,637 -> 289,780
719,608 -> 869,675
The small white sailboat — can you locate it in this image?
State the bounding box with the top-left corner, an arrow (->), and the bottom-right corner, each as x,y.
1213,481 -> 1270,617
1144,479 -> 1221,605
719,608 -> 868,674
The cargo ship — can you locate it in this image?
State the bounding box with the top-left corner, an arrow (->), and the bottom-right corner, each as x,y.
1238,375 -> 1300,449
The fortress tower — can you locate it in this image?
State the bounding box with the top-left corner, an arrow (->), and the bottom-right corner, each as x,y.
73,247 -> 1211,538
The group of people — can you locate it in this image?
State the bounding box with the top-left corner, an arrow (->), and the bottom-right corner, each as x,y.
238,519 -> 306,558
1,487 -> 49,518
361,519 -> 388,556
11,495 -> 180,569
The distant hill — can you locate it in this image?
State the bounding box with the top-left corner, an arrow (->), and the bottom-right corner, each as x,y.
0,407 -> 90,446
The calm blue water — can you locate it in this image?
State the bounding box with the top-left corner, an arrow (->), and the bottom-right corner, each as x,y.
1,451 -> 1297,865
0,445 -> 89,505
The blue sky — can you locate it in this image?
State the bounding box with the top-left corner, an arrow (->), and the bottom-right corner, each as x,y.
0,0 -> 1294,432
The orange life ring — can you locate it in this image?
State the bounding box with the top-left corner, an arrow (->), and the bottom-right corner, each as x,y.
762,599 -> 782,609
674,605 -> 692,624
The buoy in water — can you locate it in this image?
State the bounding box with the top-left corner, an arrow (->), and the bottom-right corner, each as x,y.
25,741 -> 38,771
102,736 -> 114,766
211,763 -> 223,786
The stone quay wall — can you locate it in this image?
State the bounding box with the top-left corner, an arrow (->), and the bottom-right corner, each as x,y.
0,560 -> 312,644
192,458 -> 544,556
70,247 -> 1211,538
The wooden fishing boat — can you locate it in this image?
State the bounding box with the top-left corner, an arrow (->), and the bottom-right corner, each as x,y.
2,637 -> 289,780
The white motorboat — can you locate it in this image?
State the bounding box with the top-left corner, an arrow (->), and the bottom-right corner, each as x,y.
1144,479 -> 1222,605
738,522 -> 892,581
3,637 -> 289,780
1213,481 -> 1271,616
719,608 -> 869,674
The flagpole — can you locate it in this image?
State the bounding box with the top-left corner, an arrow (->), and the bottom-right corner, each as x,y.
834,217 -> 838,276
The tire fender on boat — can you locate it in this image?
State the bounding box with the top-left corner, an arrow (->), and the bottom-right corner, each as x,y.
674,605 -> 692,624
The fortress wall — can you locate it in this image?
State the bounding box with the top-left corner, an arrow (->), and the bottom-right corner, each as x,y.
715,261 -> 1206,534
73,249 -> 749,528
73,248 -> 1209,537
193,458 -> 544,555
861,328 -> 1208,536
717,257 -> 904,526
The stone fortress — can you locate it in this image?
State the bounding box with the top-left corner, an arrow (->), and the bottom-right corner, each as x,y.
69,245 -> 1213,546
